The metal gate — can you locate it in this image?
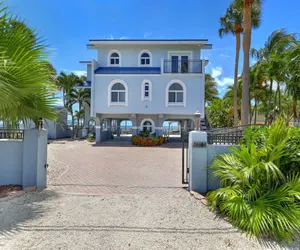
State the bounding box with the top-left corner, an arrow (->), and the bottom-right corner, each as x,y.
181,129 -> 189,184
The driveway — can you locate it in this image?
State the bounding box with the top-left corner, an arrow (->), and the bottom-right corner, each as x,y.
0,140 -> 286,249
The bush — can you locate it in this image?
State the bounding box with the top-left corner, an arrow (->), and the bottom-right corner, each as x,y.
132,135 -> 164,147
87,133 -> 95,142
207,119 -> 300,242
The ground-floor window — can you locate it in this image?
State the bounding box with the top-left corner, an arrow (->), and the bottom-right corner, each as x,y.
143,121 -> 153,132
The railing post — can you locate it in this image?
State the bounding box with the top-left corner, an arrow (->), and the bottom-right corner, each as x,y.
160,58 -> 164,74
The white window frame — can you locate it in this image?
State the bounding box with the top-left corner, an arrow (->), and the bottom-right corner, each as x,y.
107,49 -> 122,67
140,118 -> 155,133
138,49 -> 152,67
165,79 -> 186,107
108,79 -> 128,107
141,79 -> 152,102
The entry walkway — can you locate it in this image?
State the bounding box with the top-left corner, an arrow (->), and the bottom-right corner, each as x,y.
48,140 -> 184,195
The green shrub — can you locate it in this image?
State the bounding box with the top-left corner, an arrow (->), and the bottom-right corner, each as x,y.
208,119 -> 300,242
87,133 -> 95,142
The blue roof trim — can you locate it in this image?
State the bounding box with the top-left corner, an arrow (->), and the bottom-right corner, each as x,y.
94,67 -> 161,74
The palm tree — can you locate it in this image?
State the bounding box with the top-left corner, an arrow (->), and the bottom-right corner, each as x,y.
251,29 -> 296,122
68,88 -> 91,137
205,74 -> 219,103
241,0 -> 262,125
219,0 -> 261,125
56,72 -> 79,106
0,2 -> 57,126
286,41 -> 300,122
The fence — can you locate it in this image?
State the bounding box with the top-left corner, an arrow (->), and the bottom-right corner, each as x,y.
207,124 -> 265,145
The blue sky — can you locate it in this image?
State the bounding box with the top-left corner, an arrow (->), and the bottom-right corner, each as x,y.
5,0 -> 300,98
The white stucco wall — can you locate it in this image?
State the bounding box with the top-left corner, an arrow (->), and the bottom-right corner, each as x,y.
93,75 -> 203,116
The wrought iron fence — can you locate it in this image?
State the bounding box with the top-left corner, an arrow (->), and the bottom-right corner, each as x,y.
0,129 -> 24,140
163,59 -> 202,73
207,125 -> 265,145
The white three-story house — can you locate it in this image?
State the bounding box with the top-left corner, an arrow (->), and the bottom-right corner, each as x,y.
80,39 -> 212,142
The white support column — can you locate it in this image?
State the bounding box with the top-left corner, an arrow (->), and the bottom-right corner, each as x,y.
95,125 -> 101,142
160,58 -> 164,74
188,131 -> 208,193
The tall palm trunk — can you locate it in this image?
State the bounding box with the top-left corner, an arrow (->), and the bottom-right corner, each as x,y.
241,0 -> 252,125
292,99 -> 297,122
265,79 -> 273,124
233,32 -> 241,125
254,99 -> 258,125
277,83 -> 281,112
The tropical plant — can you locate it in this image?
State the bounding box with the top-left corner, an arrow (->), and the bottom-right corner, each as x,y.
208,119 -> 300,241
241,0 -> 262,125
251,29 -> 296,123
205,74 -> 219,103
0,2 -> 58,126
219,0 -> 260,125
206,99 -> 234,128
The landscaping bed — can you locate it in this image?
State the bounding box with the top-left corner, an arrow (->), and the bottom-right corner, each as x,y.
132,131 -> 164,146
0,185 -> 23,198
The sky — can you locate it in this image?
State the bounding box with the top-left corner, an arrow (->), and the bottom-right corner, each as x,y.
5,0 -> 300,99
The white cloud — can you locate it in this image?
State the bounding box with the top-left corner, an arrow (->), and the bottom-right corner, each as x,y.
104,34 -> 114,40
211,67 -> 234,89
120,36 -> 129,40
72,70 -> 87,77
212,67 -> 223,78
143,31 -> 152,38
220,53 -> 230,59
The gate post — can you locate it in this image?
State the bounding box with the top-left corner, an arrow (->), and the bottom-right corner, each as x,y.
188,131 -> 208,193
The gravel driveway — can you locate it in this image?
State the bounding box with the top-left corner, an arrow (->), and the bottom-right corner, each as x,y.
0,140 -> 298,249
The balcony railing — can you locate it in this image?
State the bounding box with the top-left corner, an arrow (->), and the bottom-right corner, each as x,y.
163,59 -> 202,74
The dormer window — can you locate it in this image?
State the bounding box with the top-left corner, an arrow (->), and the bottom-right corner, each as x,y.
139,50 -> 152,67
108,50 -> 121,66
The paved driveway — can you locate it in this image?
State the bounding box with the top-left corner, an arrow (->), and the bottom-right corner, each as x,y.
49,140 -> 184,195
0,140 -> 283,250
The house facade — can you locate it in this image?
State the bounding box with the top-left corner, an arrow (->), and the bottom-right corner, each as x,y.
81,39 -> 212,142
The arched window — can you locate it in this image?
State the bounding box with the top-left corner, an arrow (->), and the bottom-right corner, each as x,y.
108,79 -> 128,106
108,50 -> 121,66
140,118 -> 155,133
111,83 -> 125,102
139,50 -> 152,67
141,80 -> 152,101
166,80 -> 186,107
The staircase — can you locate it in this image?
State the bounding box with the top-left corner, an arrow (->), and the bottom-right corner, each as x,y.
200,115 -> 211,131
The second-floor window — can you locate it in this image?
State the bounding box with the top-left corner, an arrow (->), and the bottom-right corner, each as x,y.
139,49 -> 152,67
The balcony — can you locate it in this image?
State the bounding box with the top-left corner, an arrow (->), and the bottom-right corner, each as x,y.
163,59 -> 202,74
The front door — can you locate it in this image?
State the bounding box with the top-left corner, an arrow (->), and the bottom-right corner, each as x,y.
171,54 -> 189,73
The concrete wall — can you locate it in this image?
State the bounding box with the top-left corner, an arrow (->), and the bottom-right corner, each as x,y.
188,131 -> 235,193
0,140 -> 23,185
207,145 -> 233,191
0,129 -> 48,189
